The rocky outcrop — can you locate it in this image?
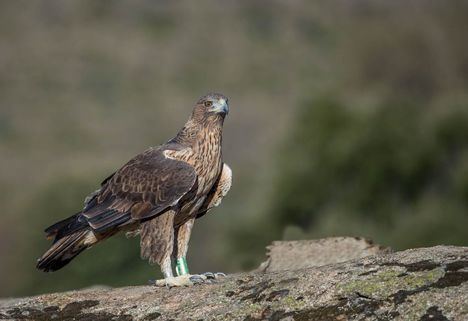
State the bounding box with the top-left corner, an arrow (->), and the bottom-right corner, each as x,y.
257,237 -> 391,272
0,239 -> 466,321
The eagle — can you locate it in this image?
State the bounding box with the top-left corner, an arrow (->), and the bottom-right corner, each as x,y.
36,93 -> 232,287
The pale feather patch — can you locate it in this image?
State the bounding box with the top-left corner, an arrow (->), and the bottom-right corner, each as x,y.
126,229 -> 141,238
83,189 -> 100,210
163,150 -> 176,160
213,164 -> 232,207
83,231 -> 98,246
163,148 -> 193,162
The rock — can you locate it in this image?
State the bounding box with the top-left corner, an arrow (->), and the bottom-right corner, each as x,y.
0,240 -> 466,321
257,237 -> 391,272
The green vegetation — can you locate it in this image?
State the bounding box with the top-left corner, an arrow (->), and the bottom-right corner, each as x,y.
272,99 -> 468,246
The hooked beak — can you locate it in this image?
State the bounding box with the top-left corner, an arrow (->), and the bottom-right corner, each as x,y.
212,98 -> 229,115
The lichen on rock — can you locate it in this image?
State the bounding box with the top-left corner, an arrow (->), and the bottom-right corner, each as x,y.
0,238 -> 466,321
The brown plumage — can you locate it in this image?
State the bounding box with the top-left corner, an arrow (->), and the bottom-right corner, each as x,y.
37,93 -> 232,284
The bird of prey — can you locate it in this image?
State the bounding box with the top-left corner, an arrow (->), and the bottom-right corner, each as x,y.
37,93 -> 232,287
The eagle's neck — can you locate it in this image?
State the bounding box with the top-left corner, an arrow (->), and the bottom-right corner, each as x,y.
170,113 -> 225,195
172,114 -> 224,151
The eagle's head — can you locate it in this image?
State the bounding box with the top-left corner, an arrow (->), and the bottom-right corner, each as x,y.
176,93 -> 229,143
195,93 -> 229,118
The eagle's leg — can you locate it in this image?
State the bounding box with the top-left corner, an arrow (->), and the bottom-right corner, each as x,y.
154,255 -> 206,287
143,215 -> 200,287
174,218 -> 195,276
161,256 -> 174,279
153,256 -> 198,287
173,218 -> 226,282
142,211 -> 187,287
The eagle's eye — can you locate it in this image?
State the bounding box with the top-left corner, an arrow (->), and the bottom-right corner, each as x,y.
204,101 -> 213,108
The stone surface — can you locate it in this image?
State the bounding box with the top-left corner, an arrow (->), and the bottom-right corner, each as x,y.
0,240 -> 467,321
257,237 -> 391,272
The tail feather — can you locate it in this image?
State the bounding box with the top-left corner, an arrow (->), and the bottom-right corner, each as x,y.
36,230 -> 95,272
44,212 -> 87,241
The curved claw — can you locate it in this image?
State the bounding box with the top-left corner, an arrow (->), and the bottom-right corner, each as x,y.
215,272 -> 227,278
203,272 -> 216,280
201,272 -> 227,280
189,275 -> 207,285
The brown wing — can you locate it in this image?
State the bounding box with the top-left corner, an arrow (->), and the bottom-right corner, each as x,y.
196,163 -> 232,219
82,146 -> 197,233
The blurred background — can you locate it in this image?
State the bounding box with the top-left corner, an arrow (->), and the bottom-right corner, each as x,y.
1,0 -> 467,297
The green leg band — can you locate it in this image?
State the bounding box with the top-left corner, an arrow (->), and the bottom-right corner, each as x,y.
176,257 -> 189,276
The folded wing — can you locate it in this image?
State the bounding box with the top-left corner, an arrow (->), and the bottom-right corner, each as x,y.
83,146 -> 197,234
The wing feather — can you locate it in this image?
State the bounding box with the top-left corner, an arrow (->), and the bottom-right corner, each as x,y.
82,146 -> 197,233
